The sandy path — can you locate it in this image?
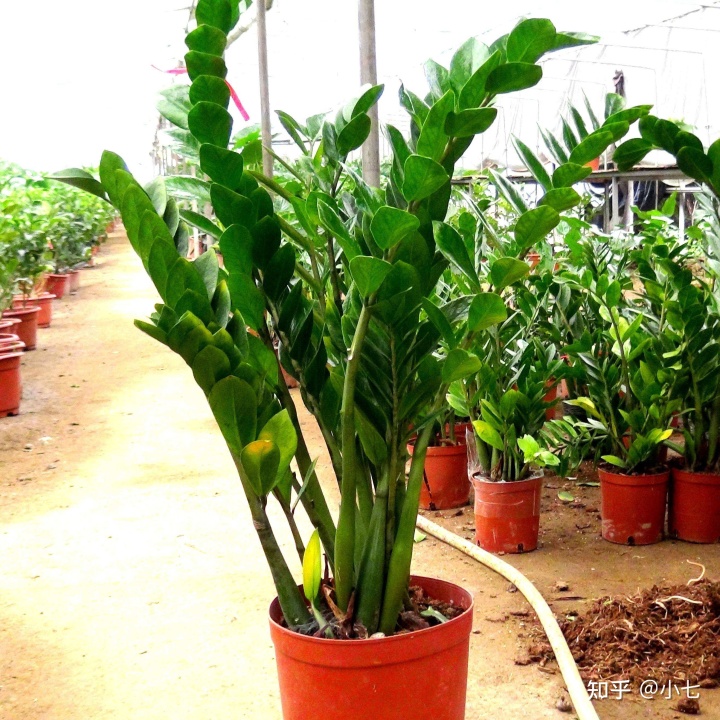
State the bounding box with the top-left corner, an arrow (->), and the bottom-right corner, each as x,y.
1,233 -> 719,719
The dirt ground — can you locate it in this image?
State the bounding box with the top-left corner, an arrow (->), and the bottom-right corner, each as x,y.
1,233 -> 720,720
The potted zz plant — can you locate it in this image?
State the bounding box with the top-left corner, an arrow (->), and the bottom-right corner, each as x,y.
558,262 -> 679,545
55,6 -> 596,718
0,256 -> 24,417
616,118 -> 720,544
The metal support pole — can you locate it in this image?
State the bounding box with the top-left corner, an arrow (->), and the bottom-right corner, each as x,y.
623,180 -> 634,228
358,0 -> 380,187
256,0 -> 273,177
611,176 -> 620,230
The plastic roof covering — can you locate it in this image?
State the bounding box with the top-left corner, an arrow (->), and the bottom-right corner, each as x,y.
468,2 -> 720,171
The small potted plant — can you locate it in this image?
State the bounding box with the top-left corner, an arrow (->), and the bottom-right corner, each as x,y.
0,256 -> 23,417
560,267 -> 678,545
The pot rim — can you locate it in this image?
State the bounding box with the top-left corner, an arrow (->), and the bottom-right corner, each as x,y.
269,575 -> 473,649
2,306 -> 40,318
672,467 -> 720,484
471,470 -> 544,486
598,467 -> 670,485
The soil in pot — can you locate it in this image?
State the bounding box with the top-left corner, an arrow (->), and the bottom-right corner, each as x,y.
408,439 -> 470,511
598,467 -> 669,545
12,293 -> 55,328
44,273 -> 69,299
2,306 -> 39,351
0,351 -> 23,417
669,468 -> 720,543
472,473 -> 543,553
269,575 -> 473,720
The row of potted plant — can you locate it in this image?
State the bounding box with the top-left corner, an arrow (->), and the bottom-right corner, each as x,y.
0,162 -> 116,417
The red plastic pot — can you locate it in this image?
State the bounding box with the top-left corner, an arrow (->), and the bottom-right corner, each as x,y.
0,317 -> 20,333
0,351 -> 22,417
472,473 -> 543,553
2,306 -> 39,351
598,467 -> 669,545
0,334 -> 25,354
12,293 -> 56,328
269,576 -> 473,720
669,468 -> 720,543
68,269 -> 80,293
44,273 -> 69,299
408,440 -> 470,510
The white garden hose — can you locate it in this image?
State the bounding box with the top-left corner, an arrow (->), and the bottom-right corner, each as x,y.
416,515 -> 600,720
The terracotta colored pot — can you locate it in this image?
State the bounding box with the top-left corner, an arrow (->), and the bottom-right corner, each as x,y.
1,306 -> 39,351
527,251 -> 541,269
0,317 -> 20,333
669,468 -> 720,543
544,383 -> 557,421
269,576 -> 473,720
598,467 -> 669,545
472,473 -> 543,553
0,351 -> 22,417
68,269 -> 80,293
586,157 -> 601,172
408,440 -> 470,510
0,334 -> 25,354
12,293 -> 55,328
45,273 -> 70,299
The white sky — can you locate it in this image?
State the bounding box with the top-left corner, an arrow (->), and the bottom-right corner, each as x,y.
0,0 -> 708,179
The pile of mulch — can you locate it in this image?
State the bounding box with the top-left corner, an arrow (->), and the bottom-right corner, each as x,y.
528,578 -> 720,686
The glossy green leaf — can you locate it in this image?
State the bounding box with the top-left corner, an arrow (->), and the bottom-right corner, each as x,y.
195,0 -> 233,34
489,257 -> 530,290
442,348 -> 481,383
433,221 -> 479,288
514,206 -> 560,249
192,344 -> 232,395
402,155 -> 448,202
189,75 -> 231,108
316,198 -> 362,260
468,292 -> 507,332
513,138 -> 552,190
677,147 -> 713,184
164,175 -> 211,205
552,163 -> 592,188
444,108 -> 497,138
179,209 -> 222,239
193,248 -> 219,299
473,419 -> 503,450
449,38 -> 489,92
485,63 -> 543,95
188,102 -> 233,148
157,85 -> 191,130
211,184 -> 254,228
185,24 -> 227,56
417,90 -> 454,162
459,50 -> 502,109
263,244 -> 295,301
349,256 -> 393,298
227,272 -> 264,330
345,84 -> 385,120
251,215 -> 281,269
258,410 -> 298,485
49,168 -> 108,202
199,145 -> 244,189
539,187 -> 582,213
506,18 -> 557,63
185,51 -> 228,81
241,440 -> 281,496
370,207 -> 420,250
208,376 -> 257,455
336,114 -> 372,156
568,130 -> 614,166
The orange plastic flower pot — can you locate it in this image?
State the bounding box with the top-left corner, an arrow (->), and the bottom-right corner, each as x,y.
598,468 -> 669,545
44,273 -> 69,299
0,334 -> 25,354
0,351 -> 22,417
669,468 -> 720,543
269,576 -> 473,720
13,293 -> 55,328
472,474 -> 542,553
2,306 -> 39,351
407,441 -> 470,510
68,269 -> 80,293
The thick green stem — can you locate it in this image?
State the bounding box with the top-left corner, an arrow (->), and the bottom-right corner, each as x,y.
378,420 -> 435,635
232,456 -> 310,627
334,304 -> 373,611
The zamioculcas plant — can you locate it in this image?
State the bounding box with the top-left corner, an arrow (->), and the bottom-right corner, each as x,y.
55,2 -> 595,645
